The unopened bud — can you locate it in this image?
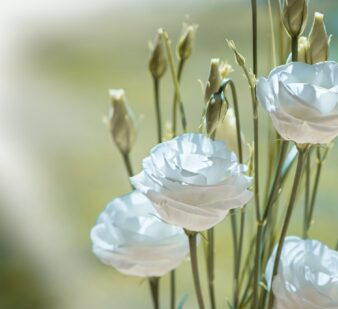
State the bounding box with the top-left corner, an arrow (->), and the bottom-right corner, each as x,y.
177,24 -> 197,61
227,40 -> 245,67
108,89 -> 137,155
282,0 -> 308,38
219,61 -> 233,79
204,59 -> 221,104
308,12 -> 330,63
205,92 -> 227,136
149,30 -> 167,79
298,36 -> 309,63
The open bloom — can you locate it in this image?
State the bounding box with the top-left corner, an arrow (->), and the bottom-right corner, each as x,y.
90,191 -> 189,277
130,133 -> 252,231
257,61 -> 338,144
266,236 -> 338,309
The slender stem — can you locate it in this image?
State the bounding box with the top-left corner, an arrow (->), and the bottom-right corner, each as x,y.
267,0 -> 277,68
305,148 -> 323,237
291,36 -> 298,62
153,77 -> 162,143
187,232 -> 205,309
230,212 -> 238,304
207,228 -> 216,309
303,155 -> 311,238
252,221 -> 263,309
251,0 -> 258,76
172,59 -> 185,137
267,145 -> 309,309
122,153 -> 134,178
161,30 -> 187,133
148,277 -> 160,309
170,271 -> 176,309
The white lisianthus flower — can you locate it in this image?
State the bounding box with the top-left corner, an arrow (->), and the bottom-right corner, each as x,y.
90,190 -> 189,277
266,236 -> 338,309
257,61 -> 338,144
130,133 -> 253,232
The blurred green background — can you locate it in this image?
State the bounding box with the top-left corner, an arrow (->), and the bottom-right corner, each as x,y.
1,0 -> 338,308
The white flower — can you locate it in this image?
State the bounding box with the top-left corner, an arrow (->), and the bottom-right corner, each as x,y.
215,108 -> 250,162
266,236 -> 338,309
257,61 -> 338,144
130,133 -> 252,232
90,190 -> 189,277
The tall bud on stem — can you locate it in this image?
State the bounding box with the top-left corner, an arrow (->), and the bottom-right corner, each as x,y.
281,0 -> 308,38
205,92 -> 227,137
308,12 -> 331,64
177,24 -> 196,62
149,30 -> 167,79
108,89 -> 136,177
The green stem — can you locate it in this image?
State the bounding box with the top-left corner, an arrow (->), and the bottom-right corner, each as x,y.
172,59 -> 185,137
291,36 -> 298,62
153,77 -> 162,143
303,155 -> 311,238
122,153 -> 134,178
161,30 -> 187,133
305,147 -> 323,237
267,145 -> 309,309
148,277 -> 160,309
207,228 -> 216,309
251,0 -> 258,76
170,270 -> 175,309
187,232 -> 205,309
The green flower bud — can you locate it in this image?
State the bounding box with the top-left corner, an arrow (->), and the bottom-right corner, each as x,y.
149,30 -> 167,79
108,89 -> 137,155
204,59 -> 221,104
308,12 -> 331,64
298,36 -> 309,63
282,0 -> 308,38
177,24 -> 197,61
205,92 -> 227,137
227,40 -> 245,67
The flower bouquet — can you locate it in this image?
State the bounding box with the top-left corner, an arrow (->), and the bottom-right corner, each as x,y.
91,1 -> 338,308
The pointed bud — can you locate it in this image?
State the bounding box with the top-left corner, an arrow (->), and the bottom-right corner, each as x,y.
227,40 -> 245,67
149,30 -> 167,79
205,92 -> 227,136
282,0 -> 308,38
204,59 -> 221,104
108,89 -> 136,155
177,24 -> 197,61
298,36 -> 309,63
308,12 -> 330,63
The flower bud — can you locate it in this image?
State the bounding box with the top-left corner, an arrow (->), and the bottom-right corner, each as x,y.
204,59 -> 233,104
205,92 -> 227,136
282,0 -> 308,38
149,30 -> 167,79
204,59 -> 221,104
308,12 -> 330,64
227,40 -> 245,67
108,89 -> 136,155
177,24 -> 197,61
298,36 -> 309,63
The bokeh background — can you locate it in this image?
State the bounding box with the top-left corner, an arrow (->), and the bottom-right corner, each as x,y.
1,0 -> 338,308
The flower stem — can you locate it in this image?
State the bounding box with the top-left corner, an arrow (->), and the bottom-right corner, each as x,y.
267,145 -> 309,309
251,0 -> 258,76
303,155 -> 311,238
161,30 -> 187,133
291,36 -> 298,62
122,153 -> 134,178
187,231 -> 205,309
148,277 -> 160,309
153,77 -> 162,143
207,228 -> 216,309
172,59 -> 185,137
170,270 -> 176,309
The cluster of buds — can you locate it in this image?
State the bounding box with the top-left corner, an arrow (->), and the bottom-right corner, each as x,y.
108,89 -> 136,155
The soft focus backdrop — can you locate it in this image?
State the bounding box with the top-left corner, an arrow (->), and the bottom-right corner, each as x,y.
1,0 -> 338,308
